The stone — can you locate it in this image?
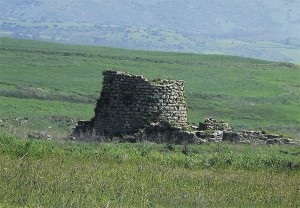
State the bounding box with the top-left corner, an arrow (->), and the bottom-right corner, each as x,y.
282,138 -> 292,144
223,132 -> 241,142
195,131 -> 205,138
266,139 -> 284,145
28,131 -> 51,140
208,137 -> 222,142
73,70 -> 188,138
198,117 -> 231,131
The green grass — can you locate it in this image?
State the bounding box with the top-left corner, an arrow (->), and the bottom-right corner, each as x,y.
0,96 -> 94,136
1,37 -> 299,207
1,37 -> 299,138
1,133 -> 300,207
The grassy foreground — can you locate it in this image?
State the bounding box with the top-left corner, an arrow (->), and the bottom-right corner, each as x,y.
1,133 -> 300,207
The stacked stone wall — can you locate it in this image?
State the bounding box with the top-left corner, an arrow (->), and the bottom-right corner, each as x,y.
93,70 -> 187,135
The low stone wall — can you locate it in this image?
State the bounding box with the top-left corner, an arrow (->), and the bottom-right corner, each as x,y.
195,118 -> 294,145
121,118 -> 295,145
87,70 -> 187,136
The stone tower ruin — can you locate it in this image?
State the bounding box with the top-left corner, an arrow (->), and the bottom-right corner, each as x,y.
75,70 -> 188,136
73,70 -> 294,145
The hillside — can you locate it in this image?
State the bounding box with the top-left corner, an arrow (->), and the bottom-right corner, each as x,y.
1,0 -> 300,38
0,0 -> 300,63
0,37 -> 299,138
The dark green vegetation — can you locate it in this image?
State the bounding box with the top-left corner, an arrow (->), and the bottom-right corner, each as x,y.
0,37 -> 300,139
1,133 -> 300,207
1,0 -> 300,63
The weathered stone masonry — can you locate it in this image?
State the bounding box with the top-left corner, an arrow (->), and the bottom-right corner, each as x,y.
91,70 -> 187,135
72,70 -> 295,145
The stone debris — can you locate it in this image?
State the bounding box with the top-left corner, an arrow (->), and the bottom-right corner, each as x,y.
72,70 -> 296,145
138,120 -> 198,144
195,118 -> 294,145
73,118 -> 295,145
28,131 -> 51,140
199,117 -> 231,131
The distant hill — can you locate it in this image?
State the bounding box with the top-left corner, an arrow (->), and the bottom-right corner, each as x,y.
1,0 -> 300,63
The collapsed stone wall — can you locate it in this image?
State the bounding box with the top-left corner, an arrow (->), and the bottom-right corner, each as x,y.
86,70 -> 187,136
72,71 -> 295,145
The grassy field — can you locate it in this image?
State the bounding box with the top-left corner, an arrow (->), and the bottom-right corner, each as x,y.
1,133 -> 300,207
1,37 -> 299,138
0,38 -> 300,207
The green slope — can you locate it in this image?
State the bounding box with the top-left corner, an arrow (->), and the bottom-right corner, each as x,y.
0,37 -> 299,138
1,18 -> 299,63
